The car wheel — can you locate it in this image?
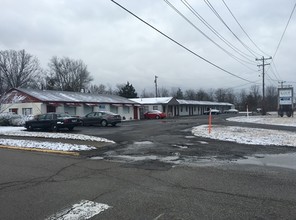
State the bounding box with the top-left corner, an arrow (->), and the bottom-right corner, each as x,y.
156,115 -> 160,119
27,125 -> 34,131
101,120 -> 108,127
68,126 -> 74,131
51,124 -> 59,132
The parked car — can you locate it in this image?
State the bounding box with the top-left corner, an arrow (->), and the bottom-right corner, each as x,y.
224,109 -> 239,114
203,109 -> 221,115
144,110 -> 166,119
81,111 -> 121,127
24,113 -> 81,131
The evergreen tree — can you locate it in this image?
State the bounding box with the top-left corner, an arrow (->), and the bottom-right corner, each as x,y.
117,82 -> 138,98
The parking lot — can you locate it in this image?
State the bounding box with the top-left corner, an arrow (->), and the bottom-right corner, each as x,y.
1,114 -> 296,219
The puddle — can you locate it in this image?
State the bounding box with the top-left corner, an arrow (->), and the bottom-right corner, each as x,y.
185,136 -> 196,139
133,141 -> 153,145
173,144 -> 188,149
235,153 -> 296,170
198,141 -> 208,145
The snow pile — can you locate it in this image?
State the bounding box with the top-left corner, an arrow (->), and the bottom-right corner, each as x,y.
0,139 -> 94,151
0,127 -> 114,143
227,115 -> 296,127
0,126 -> 114,152
193,115 -> 296,146
192,125 -> 296,147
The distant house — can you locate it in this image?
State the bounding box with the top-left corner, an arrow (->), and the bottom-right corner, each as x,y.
130,97 -> 179,118
176,99 -> 233,116
130,97 -> 234,117
0,88 -> 140,120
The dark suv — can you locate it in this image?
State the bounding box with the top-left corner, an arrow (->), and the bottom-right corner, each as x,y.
25,113 -> 81,131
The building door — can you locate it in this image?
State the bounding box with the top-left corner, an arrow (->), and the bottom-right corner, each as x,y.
133,106 -> 138,120
47,105 -> 56,113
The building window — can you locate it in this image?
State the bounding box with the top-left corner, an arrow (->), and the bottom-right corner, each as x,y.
110,106 -> 118,114
153,106 -> 158,110
9,108 -> 18,114
123,106 -> 130,114
99,105 -> 106,109
22,108 -> 32,115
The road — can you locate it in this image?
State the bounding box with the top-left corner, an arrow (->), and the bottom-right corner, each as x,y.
1,115 -> 296,219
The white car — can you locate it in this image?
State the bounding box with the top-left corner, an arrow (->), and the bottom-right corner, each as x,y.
203,109 -> 221,115
224,109 -> 239,114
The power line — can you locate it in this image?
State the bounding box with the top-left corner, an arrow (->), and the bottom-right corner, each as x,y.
164,0 -> 257,71
204,0 -> 261,58
267,1 -> 296,81
221,0 -> 270,57
181,0 -> 257,65
110,0 -> 255,83
272,2 -> 296,62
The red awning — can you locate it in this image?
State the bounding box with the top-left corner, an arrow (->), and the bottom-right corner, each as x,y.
112,104 -> 122,107
47,102 -> 61,107
85,103 -> 98,107
65,103 -> 81,107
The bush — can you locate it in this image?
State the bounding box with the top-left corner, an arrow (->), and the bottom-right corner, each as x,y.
0,113 -> 33,126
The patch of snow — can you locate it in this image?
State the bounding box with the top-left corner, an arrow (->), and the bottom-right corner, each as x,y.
0,138 -> 95,151
0,126 -> 114,143
0,126 -> 114,152
45,200 -> 110,220
227,115 -> 296,127
192,125 -> 296,147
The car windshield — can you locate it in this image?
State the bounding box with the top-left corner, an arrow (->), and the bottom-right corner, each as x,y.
150,110 -> 161,113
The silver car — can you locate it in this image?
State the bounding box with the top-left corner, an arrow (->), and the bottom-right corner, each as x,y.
81,111 -> 121,127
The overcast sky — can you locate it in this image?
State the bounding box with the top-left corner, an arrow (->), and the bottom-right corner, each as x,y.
1,0 -> 295,94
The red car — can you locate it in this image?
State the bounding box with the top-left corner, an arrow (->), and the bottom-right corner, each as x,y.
144,110 -> 166,119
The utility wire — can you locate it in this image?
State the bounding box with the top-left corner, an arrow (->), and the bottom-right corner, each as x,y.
111,0 -> 255,83
181,0 -> 257,65
272,1 -> 296,62
204,0 -> 261,58
221,0 -> 270,57
164,0 -> 257,71
267,1 -> 296,81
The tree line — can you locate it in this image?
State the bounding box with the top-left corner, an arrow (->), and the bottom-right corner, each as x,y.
0,49 -> 278,111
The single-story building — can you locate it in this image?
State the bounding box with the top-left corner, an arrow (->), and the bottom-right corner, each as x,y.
177,99 -> 233,116
130,97 -> 180,118
130,97 -> 234,117
0,88 -> 140,120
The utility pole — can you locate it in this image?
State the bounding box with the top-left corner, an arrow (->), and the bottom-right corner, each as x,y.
154,75 -> 158,97
256,56 -> 272,115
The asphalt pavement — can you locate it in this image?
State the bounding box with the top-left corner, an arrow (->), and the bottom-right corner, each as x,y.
1,114 -> 296,219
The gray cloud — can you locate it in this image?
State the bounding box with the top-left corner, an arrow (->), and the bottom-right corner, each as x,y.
1,0 -> 295,93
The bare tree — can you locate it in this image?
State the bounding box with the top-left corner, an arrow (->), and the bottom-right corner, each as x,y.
184,89 -> 196,100
215,88 -> 227,102
265,85 -> 278,111
47,56 -> 93,92
88,84 -> 110,94
0,49 -> 41,93
158,87 -> 169,97
141,89 -> 154,98
196,89 -> 210,101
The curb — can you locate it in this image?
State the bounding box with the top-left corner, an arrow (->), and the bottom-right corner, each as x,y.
0,145 -> 80,156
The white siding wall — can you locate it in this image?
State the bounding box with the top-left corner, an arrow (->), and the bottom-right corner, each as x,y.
1,103 -> 43,115
1,102 -> 135,120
